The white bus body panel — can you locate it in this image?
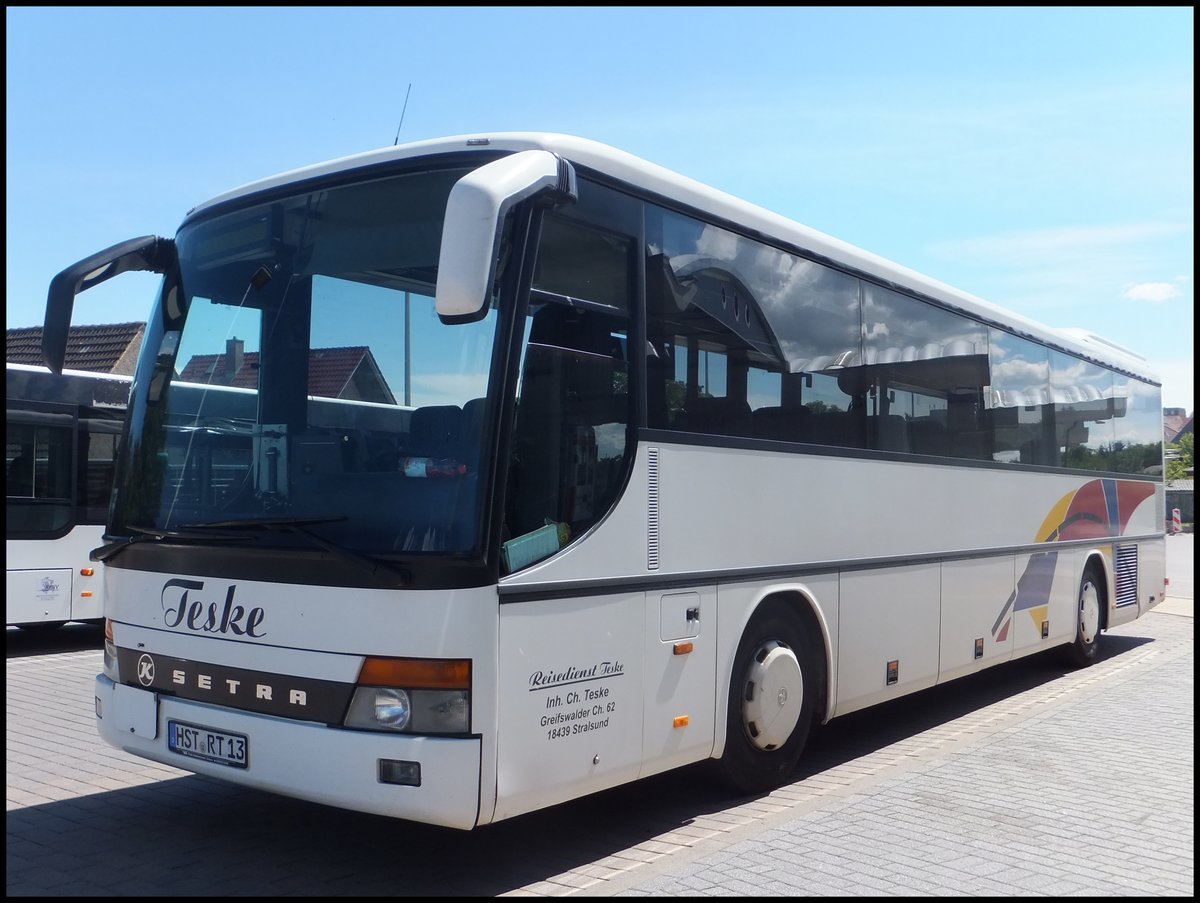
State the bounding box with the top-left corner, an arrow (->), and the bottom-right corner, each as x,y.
836,564 -> 941,716
493,590 -> 644,821
938,556 -> 1016,683
1138,539 -> 1168,616
490,583 -> 722,822
642,587 -> 718,775
6,567 -> 73,625
6,525 -> 105,625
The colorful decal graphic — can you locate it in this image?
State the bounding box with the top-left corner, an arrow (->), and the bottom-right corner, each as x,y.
991,478 -> 1155,640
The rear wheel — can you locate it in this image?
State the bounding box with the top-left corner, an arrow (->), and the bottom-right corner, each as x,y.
1063,561 -> 1104,668
718,602 -> 818,794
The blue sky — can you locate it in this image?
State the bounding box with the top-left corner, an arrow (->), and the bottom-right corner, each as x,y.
6,6 -> 1194,412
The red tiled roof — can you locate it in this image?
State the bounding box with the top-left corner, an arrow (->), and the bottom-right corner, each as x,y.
1165,412 -> 1193,444
6,322 -> 145,374
178,345 -> 395,403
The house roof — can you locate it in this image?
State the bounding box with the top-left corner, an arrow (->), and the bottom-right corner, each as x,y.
1167,414 -> 1193,444
1164,409 -> 1192,444
178,345 -> 396,404
6,322 -> 146,375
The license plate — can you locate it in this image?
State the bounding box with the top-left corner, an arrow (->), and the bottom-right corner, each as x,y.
168,720 -> 248,768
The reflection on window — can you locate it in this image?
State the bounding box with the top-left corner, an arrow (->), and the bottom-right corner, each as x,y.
646,206 -> 793,440
642,201 -> 1161,476
989,330 -> 1053,465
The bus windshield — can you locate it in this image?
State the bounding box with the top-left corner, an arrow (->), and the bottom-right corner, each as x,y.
111,163 -> 505,557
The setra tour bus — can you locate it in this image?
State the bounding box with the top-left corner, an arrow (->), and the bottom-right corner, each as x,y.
43,133 -> 1166,830
6,362 -> 130,629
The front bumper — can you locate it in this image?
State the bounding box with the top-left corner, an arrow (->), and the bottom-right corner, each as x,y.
94,675 -> 482,830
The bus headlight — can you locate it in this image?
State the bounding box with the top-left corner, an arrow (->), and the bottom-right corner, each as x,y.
347,687 -> 412,731
374,688 -> 412,728
343,657 -> 471,734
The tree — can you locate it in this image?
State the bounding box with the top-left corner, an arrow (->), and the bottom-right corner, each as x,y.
1166,432 -> 1193,482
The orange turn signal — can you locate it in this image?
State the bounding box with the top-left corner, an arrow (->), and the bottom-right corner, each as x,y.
358,657 -> 471,689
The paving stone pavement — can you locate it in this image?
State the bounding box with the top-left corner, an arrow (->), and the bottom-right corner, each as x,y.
603,629 -> 1193,896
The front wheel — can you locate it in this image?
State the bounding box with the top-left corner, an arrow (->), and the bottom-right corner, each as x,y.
1063,562 -> 1105,668
718,602 -> 819,794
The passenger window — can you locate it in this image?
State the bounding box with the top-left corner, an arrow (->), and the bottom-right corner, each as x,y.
990,330 -> 1055,466
645,208 -> 784,439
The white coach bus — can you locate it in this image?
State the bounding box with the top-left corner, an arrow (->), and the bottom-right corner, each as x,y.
44,133 -> 1165,830
6,363 -> 129,629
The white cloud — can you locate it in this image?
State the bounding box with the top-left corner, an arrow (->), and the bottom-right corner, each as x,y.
1124,281 -> 1183,303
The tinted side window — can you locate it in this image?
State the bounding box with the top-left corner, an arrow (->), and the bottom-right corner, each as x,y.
6,419 -> 74,536
645,206 -> 863,447
1053,351 -> 1115,471
1107,376 -> 1164,474
989,330 -> 1056,466
645,208 -> 779,439
81,417 -> 122,524
860,285 -> 989,459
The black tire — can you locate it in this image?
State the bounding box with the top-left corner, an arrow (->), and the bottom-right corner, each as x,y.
718,601 -> 819,794
1063,561 -> 1105,668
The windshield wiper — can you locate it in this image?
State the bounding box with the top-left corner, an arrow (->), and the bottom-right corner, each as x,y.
180,516 -> 411,586
91,524 -> 247,563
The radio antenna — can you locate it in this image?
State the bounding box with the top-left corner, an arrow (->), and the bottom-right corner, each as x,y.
393,83 -> 412,146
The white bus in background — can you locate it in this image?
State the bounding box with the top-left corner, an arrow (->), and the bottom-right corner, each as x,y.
44,133 -> 1165,830
6,363 -> 130,629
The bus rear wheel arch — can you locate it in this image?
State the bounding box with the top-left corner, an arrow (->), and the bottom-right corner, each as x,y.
718,598 -> 822,794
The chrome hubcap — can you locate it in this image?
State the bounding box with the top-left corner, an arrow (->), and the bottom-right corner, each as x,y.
1079,580 -> 1100,645
741,639 -> 804,750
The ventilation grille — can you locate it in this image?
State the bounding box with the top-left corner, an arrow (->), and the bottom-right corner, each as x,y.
647,448 -> 660,570
1115,544 -> 1138,607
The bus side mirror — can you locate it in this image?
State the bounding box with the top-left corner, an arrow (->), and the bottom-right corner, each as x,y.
44,235 -> 176,373
435,150 -> 577,323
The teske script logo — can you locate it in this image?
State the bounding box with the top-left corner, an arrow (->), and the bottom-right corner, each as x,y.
161,578 -> 267,638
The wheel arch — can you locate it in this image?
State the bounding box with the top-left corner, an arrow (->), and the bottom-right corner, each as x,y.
725,585 -> 834,728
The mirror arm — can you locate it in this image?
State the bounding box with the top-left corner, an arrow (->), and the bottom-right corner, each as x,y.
43,235 -> 176,373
